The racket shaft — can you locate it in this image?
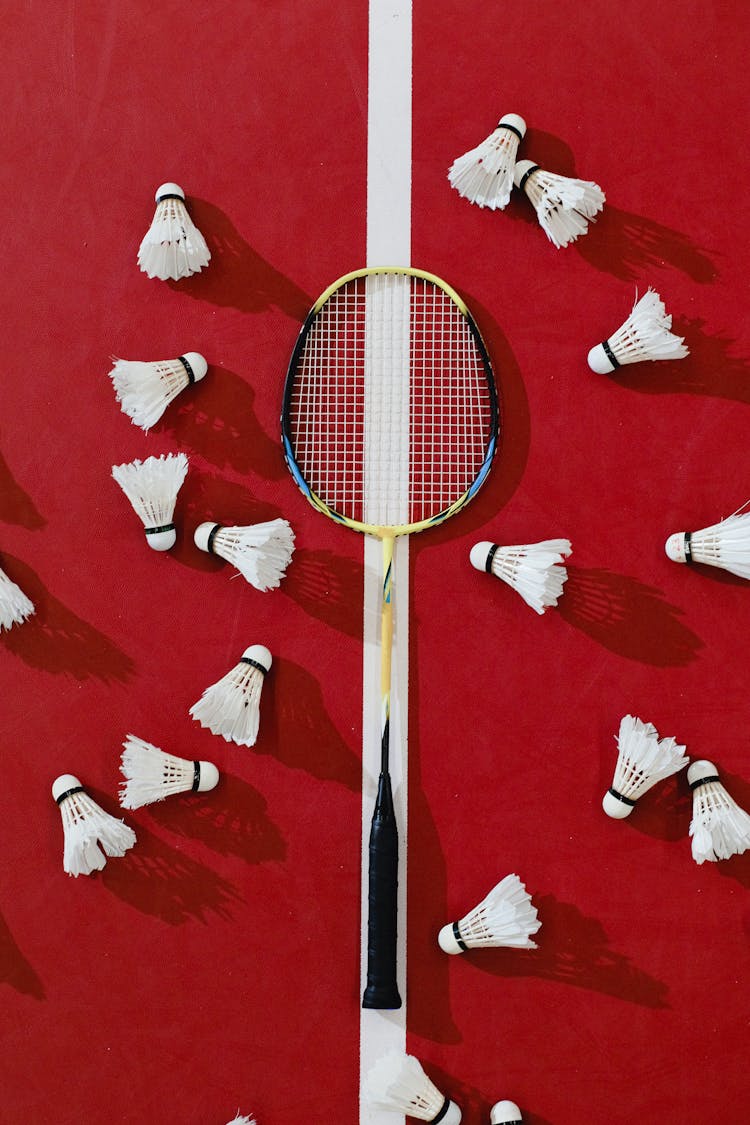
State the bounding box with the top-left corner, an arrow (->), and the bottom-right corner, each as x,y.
362,534 -> 402,1009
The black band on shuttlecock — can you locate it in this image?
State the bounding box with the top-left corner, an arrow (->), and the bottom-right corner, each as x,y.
240,657 -> 268,675
177,355 -> 197,384
156,191 -> 183,203
55,785 -> 85,806
518,163 -> 540,192
498,121 -> 524,142
192,762 -> 201,792
145,523 -> 175,538
601,339 -> 620,369
608,787 -> 636,807
430,1098 -> 452,1124
452,921 -> 469,953
689,773 -> 720,790
485,543 -> 500,573
206,523 -> 222,554
683,531 -> 693,563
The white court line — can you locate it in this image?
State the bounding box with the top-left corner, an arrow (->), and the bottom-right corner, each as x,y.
360,1 -> 412,1122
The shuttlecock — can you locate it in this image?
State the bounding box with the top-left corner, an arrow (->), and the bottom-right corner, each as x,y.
190,644 -> 272,746
665,504 -> 750,579
603,714 -> 689,819
588,288 -> 689,374
491,1102 -> 523,1124
470,539 -> 571,614
366,1051 -> 462,1125
225,1115 -> 256,1124
514,159 -> 605,248
119,734 -> 219,810
448,113 -> 526,210
438,873 -> 540,954
688,759 -> 750,864
112,452 -> 188,551
0,563 -> 35,631
109,352 -> 208,431
52,774 -> 136,877
194,519 -> 295,591
137,182 -> 210,280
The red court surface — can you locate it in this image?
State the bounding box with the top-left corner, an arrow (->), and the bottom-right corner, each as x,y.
2,3 -> 749,1122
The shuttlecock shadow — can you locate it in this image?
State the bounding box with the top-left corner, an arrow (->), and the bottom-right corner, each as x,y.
146,771 -> 286,864
559,565 -> 703,667
282,548 -> 364,638
165,197 -> 312,319
99,812 -> 242,925
157,366 -> 287,481
0,555 -> 135,683
263,659 -> 361,791
0,910 -> 45,999
619,775 -> 692,843
604,316 -> 750,404
466,893 -> 669,1009
0,445 -> 45,529
513,130 -> 716,283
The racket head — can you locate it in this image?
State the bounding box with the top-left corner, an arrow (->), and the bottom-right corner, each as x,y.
281,266 -> 499,538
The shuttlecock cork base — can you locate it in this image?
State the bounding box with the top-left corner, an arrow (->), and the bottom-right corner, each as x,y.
491,1101 -> 523,1124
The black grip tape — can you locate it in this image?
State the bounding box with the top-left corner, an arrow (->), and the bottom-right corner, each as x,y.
362,773 -> 402,1010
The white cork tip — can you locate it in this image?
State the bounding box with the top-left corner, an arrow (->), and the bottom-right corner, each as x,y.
665,532 -> 687,563
196,761 -> 220,793
145,527 -> 177,551
181,352 -> 208,381
687,759 -> 716,786
155,182 -> 184,201
442,1102 -> 462,1125
470,541 -> 494,572
499,113 -> 526,137
602,790 -> 635,819
194,522 -> 221,553
243,645 -> 272,672
437,923 -> 464,955
491,1101 -> 523,1123
52,774 -> 82,801
587,342 -> 616,374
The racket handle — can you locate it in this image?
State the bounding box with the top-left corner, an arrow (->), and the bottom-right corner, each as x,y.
362,772 -> 402,1010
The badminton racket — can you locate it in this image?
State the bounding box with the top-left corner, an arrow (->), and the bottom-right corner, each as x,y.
282,267 -> 498,1009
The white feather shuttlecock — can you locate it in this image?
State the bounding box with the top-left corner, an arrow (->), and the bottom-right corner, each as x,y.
448,113 -> 526,210
119,734 -> 219,810
603,714 -> 689,819
109,352 -> 208,431
52,774 -> 136,877
514,159 -> 605,248
190,644 -> 272,746
491,1101 -> 523,1124
588,288 -> 689,374
137,182 -> 210,280
665,504 -> 750,579
194,519 -> 295,591
0,564 -> 35,631
112,453 -> 188,551
688,759 -> 750,864
438,873 -> 540,955
470,539 -> 571,614
365,1050 -> 462,1125
225,1115 -> 256,1124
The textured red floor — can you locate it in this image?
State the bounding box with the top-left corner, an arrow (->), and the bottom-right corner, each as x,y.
2,2 -> 749,1122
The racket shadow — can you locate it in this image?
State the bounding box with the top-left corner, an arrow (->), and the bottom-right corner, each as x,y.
0,909 -> 45,999
0,441 -> 46,528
